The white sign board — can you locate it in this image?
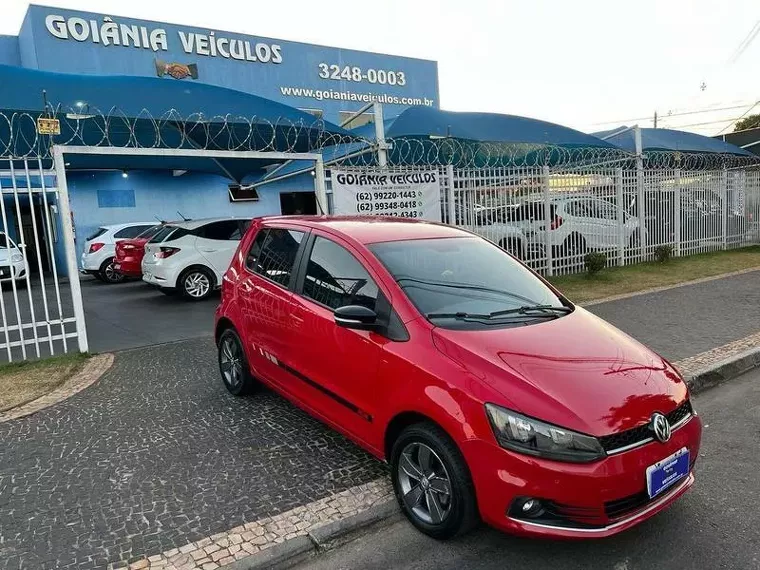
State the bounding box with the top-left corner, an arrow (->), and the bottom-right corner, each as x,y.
331,170 -> 441,221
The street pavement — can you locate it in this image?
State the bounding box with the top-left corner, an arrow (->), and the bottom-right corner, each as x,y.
0,338 -> 386,570
293,367 -> 760,570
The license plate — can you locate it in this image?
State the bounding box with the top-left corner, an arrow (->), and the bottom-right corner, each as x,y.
646,447 -> 689,499
114,264 -> 121,270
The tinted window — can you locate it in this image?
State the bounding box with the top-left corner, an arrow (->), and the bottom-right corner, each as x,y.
149,225 -> 181,243
136,225 -> 164,240
114,225 -> 154,239
370,237 -> 566,329
86,227 -> 107,241
246,228 -> 304,287
0,234 -> 10,248
303,237 -> 379,311
198,220 -> 244,241
565,201 -> 590,217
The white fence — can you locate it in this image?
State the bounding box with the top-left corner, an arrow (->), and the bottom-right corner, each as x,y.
0,156 -> 84,361
450,166 -> 760,276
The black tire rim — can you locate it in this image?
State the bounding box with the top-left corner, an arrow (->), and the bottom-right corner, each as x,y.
397,442 -> 453,525
184,271 -> 210,298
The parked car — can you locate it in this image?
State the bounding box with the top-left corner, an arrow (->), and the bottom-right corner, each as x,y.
511,196 -> 644,258
0,231 -> 29,285
80,222 -> 156,283
114,223 -> 168,279
214,216 -> 702,540
142,217 -> 251,301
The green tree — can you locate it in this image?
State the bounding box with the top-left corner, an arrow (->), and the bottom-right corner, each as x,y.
734,114 -> 760,132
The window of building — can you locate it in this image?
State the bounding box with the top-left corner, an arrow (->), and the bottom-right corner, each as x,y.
228,184 -> 260,202
339,111 -> 375,129
303,236 -> 379,311
246,228 -> 305,287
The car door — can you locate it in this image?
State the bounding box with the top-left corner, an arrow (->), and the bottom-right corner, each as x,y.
286,233 -> 387,444
238,226 -> 307,386
196,220 -> 245,279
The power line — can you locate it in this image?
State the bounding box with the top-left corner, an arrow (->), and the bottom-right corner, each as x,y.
728,18 -> 760,63
590,103 -> 755,126
715,100 -> 760,135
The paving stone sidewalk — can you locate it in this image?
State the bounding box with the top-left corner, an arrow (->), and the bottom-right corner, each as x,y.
0,271 -> 757,570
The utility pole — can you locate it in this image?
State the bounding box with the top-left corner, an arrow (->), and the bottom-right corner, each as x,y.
653,111 -> 658,128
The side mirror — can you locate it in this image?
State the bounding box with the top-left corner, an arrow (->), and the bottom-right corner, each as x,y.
334,305 -> 378,330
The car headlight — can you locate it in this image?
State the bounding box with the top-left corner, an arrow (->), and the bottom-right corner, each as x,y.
11,253 -> 23,263
485,403 -> 606,463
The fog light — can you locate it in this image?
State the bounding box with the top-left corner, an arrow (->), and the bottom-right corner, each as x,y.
511,497 -> 545,519
522,499 -> 537,513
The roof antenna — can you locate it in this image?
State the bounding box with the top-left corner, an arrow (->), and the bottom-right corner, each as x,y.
177,210 -> 190,221
154,215 -> 167,224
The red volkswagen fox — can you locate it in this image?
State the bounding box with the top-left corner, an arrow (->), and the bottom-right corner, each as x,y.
214,217 -> 701,540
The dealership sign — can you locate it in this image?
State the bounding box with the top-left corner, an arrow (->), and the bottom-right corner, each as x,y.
331,170 -> 442,222
45,15 -> 283,63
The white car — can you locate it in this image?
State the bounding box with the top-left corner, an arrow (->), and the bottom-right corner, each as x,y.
509,196 -> 644,258
80,222 -> 157,283
142,217 -> 251,301
0,232 -> 29,285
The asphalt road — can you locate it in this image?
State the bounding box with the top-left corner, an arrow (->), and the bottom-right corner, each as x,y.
292,367 -> 760,570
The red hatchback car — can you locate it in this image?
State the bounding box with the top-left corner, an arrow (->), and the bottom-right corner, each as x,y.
114,224 -> 164,278
214,217 -> 702,540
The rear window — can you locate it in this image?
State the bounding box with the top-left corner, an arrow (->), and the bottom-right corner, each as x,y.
0,234 -> 13,248
148,226 -> 179,243
86,227 -> 107,241
136,225 -> 164,240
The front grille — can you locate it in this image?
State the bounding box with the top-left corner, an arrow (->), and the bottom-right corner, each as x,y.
604,490 -> 650,519
599,400 -> 693,453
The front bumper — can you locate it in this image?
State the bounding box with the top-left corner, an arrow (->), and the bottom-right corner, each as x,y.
462,413 -> 702,538
0,262 -> 27,282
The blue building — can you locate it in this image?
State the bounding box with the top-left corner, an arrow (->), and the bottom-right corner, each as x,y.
0,5 -> 440,273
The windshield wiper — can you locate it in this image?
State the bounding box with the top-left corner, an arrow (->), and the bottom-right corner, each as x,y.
397,277 -> 540,305
426,305 -> 572,322
489,304 -> 573,317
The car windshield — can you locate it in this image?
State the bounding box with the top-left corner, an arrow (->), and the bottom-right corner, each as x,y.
369,237 -> 569,329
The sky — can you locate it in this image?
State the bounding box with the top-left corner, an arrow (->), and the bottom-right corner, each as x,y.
2,0 -> 759,136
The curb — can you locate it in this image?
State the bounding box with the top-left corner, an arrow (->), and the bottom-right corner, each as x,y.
227,500 -> 400,570
685,346 -> 760,395
225,348 -> 760,570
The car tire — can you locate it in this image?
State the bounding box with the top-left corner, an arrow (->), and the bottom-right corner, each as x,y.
99,258 -> 125,284
499,237 -> 524,260
178,267 -> 214,301
390,422 -> 479,540
562,233 -> 587,258
217,328 -> 257,396
628,229 -> 641,250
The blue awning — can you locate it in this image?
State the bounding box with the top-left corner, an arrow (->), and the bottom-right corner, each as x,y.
0,64 -> 352,180
593,126 -> 754,156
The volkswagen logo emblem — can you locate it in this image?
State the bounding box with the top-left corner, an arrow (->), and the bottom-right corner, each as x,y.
651,412 -> 671,443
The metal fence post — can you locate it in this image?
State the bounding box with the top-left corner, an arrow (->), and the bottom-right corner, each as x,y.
543,165 -> 553,276
373,102 -> 388,169
674,169 -> 681,257
53,146 -> 89,354
446,164 -> 456,225
314,156 -> 328,215
634,126 -> 646,261
615,167 -> 625,266
721,168 -> 728,250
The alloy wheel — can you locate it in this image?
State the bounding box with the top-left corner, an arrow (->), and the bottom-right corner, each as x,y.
184,271 -> 210,298
219,335 -> 243,389
103,261 -> 124,283
397,442 -> 453,525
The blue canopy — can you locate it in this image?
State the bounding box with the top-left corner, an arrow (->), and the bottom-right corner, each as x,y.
593,126 -> 754,156
378,106 -> 617,148
0,64 -> 351,180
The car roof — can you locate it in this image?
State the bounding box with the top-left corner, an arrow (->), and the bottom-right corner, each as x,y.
260,216 -> 472,245
99,222 -> 157,230
164,217 -> 250,230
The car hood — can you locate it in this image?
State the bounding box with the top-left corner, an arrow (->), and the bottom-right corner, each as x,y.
431,307 -> 688,437
0,249 -> 19,263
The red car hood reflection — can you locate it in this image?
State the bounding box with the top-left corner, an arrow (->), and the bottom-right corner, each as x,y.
431,307 -> 688,437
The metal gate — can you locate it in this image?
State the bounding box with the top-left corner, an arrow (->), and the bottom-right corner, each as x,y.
0,154 -> 86,362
